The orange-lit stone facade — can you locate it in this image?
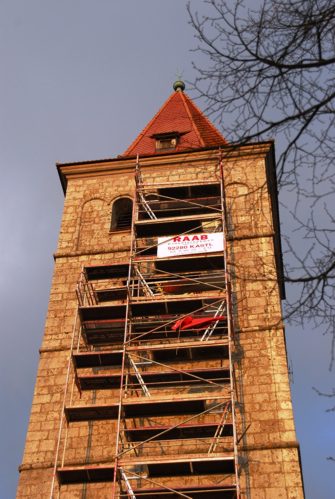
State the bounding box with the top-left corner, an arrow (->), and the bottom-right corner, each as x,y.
17,144 -> 304,498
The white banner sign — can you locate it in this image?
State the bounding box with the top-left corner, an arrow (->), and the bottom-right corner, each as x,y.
157,232 -> 224,258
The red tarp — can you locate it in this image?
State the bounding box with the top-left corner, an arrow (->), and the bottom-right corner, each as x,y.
172,315 -> 226,331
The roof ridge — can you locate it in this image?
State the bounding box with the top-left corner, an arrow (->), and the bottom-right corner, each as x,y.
183,93 -> 226,143
180,91 -> 205,148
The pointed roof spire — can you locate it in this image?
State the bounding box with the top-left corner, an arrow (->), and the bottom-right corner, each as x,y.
122,82 -> 227,157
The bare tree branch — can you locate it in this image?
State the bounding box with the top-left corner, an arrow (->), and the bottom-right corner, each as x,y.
188,0 -> 335,362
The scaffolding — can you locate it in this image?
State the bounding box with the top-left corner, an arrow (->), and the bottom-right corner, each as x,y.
52,155 -> 241,498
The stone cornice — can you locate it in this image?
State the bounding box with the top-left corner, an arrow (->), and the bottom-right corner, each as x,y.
57,141 -> 274,194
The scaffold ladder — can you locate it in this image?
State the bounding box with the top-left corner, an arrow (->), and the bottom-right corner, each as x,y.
128,355 -> 151,397
208,401 -> 231,454
201,300 -> 226,341
120,468 -> 136,499
139,191 -> 157,220
134,266 -> 155,297
135,155 -> 157,220
76,270 -> 97,306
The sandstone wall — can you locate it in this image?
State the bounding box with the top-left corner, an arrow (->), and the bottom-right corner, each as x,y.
17,147 -> 304,498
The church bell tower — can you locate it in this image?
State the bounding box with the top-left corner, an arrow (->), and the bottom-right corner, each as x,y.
17,82 -> 304,498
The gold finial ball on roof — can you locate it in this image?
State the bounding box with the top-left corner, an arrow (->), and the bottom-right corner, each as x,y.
173,80 -> 185,92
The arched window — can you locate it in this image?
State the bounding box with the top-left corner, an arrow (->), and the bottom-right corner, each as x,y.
110,197 -> 133,231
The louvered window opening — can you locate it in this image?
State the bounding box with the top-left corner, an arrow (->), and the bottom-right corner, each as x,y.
116,212 -> 132,230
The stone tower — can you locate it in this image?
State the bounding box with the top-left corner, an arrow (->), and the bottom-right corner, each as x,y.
17,83 -> 304,498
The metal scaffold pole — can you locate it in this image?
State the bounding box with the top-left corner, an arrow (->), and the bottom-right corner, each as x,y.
219,149 -> 241,498
112,164 -> 138,499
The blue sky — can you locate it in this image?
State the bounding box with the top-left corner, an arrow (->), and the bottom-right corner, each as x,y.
0,1 -> 333,498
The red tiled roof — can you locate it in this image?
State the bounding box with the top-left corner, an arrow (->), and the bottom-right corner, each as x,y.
122,89 -> 227,157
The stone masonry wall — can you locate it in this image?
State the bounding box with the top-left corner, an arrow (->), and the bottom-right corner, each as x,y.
17,147 -> 304,498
